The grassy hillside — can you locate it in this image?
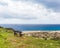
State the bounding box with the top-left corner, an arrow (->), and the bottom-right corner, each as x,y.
0,28 -> 60,48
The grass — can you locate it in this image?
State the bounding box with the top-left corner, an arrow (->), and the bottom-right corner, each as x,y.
0,28 -> 60,48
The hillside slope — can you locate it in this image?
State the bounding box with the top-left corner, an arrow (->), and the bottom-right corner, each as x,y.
0,28 -> 60,48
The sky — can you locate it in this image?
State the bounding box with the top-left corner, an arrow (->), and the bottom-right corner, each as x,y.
0,0 -> 60,24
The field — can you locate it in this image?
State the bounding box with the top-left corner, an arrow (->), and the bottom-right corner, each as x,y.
0,28 -> 60,48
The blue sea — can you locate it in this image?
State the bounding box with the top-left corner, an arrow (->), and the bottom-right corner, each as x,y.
0,24 -> 60,31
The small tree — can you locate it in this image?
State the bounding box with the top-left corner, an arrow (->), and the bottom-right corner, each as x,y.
19,31 -> 22,37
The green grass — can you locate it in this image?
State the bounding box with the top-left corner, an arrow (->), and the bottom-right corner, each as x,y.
0,28 -> 60,48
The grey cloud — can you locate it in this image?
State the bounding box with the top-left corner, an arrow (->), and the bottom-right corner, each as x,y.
0,13 -> 37,20
35,0 -> 60,12
0,2 -> 8,6
12,0 -> 60,12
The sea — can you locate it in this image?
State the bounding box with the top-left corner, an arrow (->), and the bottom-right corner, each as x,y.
0,24 -> 60,31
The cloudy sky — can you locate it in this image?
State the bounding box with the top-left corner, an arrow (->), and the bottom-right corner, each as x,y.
0,0 -> 60,24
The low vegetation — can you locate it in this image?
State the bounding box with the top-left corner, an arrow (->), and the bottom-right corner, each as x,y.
0,28 -> 60,48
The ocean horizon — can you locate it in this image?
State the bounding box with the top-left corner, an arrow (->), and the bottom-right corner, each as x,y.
0,24 -> 60,31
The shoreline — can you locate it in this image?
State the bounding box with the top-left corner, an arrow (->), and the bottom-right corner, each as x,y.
22,30 -> 60,33
0,26 -> 60,33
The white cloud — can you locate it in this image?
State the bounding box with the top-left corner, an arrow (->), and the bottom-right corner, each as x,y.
0,0 -> 60,24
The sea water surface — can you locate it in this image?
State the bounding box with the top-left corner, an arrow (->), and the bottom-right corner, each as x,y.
0,24 -> 60,31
